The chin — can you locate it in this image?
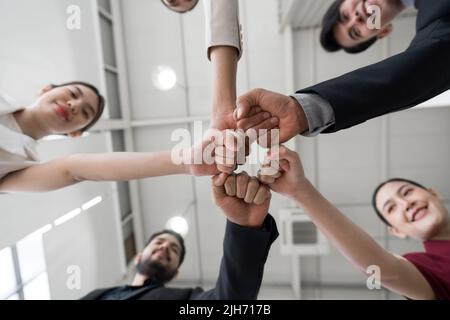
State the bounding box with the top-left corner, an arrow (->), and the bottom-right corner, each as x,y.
419,216 -> 445,240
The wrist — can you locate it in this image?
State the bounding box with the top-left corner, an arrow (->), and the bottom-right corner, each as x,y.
174,149 -> 192,175
291,177 -> 313,203
289,97 -> 309,134
230,218 -> 264,229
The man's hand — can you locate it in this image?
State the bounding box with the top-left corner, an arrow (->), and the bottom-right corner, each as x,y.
257,145 -> 308,201
235,88 -> 309,145
212,172 -> 271,228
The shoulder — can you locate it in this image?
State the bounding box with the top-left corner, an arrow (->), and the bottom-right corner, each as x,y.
0,93 -> 22,116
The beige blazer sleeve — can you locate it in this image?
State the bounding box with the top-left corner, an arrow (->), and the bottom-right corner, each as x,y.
203,0 -> 243,60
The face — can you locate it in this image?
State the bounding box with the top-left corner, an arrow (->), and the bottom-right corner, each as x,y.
333,0 -> 399,48
137,233 -> 182,282
162,0 -> 199,13
376,181 -> 450,241
33,84 -> 100,136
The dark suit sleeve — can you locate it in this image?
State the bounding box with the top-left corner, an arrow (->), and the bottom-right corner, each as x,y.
79,288 -> 112,300
190,214 -> 278,300
298,38 -> 450,133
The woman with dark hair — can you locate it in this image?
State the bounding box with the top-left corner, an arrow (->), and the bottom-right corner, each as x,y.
260,145 -> 450,300
0,82 -> 248,193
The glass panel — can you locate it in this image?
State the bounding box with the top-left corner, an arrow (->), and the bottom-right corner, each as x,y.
111,131 -> 131,219
111,130 -> 125,152
0,247 -> 17,300
100,17 -> 117,67
7,293 -> 19,300
123,219 -> 136,264
118,181 -> 132,220
16,233 -> 46,283
105,70 -> 122,119
97,0 -> 111,13
23,272 -> 51,300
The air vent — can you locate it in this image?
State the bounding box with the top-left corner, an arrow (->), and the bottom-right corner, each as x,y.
279,208 -> 328,256
292,221 -> 317,244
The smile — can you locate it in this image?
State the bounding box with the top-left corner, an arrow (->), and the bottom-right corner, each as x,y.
410,206 -> 429,223
55,103 -> 69,122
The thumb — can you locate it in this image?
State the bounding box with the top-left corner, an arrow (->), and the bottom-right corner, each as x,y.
236,89 -> 262,120
212,173 -> 229,200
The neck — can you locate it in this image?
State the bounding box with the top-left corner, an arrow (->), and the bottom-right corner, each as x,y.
13,107 -> 49,140
430,221 -> 450,241
131,273 -> 150,287
393,0 -> 407,14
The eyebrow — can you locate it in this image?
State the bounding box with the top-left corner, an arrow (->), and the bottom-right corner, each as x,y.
170,242 -> 180,252
381,184 -> 409,211
157,237 -> 181,252
75,86 -> 83,97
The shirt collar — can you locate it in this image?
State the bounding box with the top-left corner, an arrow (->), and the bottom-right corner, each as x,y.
402,0 -> 415,7
423,239 -> 450,255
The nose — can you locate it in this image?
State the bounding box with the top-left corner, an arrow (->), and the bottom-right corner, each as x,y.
68,102 -> 78,115
404,199 -> 417,213
354,10 -> 365,24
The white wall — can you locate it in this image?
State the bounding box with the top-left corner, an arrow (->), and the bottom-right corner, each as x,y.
2,0 -> 449,300
0,0 -> 124,299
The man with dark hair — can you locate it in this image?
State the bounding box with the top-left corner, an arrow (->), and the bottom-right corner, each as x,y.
320,0 -> 404,54
235,0 -> 450,142
81,172 -> 278,300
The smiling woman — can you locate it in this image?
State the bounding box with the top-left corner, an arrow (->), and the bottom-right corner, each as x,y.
0,81 -> 106,182
259,145 -> 450,300
0,83 -> 236,194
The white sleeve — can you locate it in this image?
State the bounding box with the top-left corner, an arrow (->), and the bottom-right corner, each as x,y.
203,0 -> 243,60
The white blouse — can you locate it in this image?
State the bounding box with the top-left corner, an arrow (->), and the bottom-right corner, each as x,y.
0,94 -> 39,180
204,0 -> 243,60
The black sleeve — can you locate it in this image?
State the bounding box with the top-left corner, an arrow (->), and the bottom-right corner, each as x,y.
298,38 -> 450,133
190,214 -> 279,300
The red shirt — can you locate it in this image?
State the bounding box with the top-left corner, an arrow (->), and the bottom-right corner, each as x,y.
403,240 -> 450,300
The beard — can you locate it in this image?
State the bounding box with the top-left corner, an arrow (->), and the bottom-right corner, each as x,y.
136,258 -> 178,283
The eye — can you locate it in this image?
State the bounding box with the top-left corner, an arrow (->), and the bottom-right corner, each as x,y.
340,12 -> 348,23
387,204 -> 396,214
68,89 -> 77,99
83,109 -> 89,119
404,188 -> 413,196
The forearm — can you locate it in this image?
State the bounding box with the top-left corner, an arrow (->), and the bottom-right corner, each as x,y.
293,179 -> 400,279
0,151 -> 188,193
210,46 -> 238,116
67,151 -> 188,182
199,215 -> 278,300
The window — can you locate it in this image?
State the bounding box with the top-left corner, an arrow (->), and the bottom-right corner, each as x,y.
0,247 -> 17,299
0,231 -> 51,300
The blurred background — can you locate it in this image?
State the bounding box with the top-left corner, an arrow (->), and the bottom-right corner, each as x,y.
0,0 -> 449,300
